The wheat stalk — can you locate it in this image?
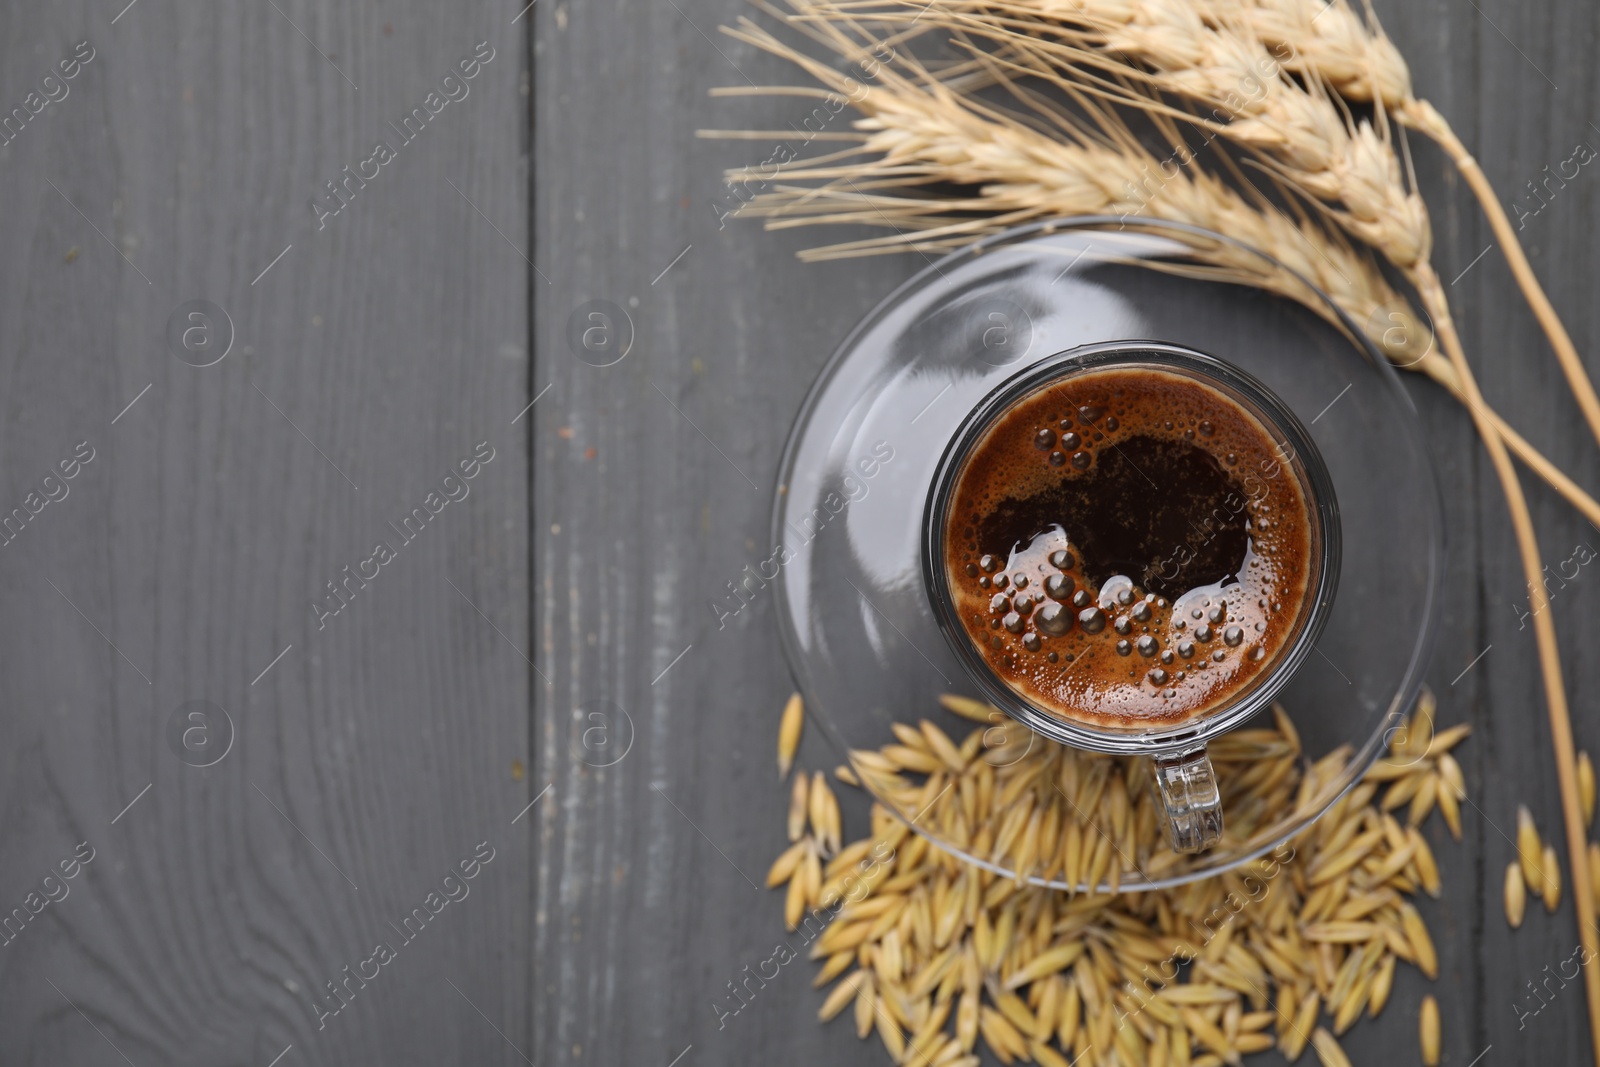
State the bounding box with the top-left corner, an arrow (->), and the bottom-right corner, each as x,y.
839,0 -> 1600,462
1235,0 -> 1600,461
711,17 -> 1397,309
704,8 -> 1600,528
774,0 -> 1600,527
837,0 -> 1433,264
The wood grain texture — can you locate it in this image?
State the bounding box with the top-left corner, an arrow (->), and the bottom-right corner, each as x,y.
528,3 -> 904,1064
1382,2 -> 1600,1067
0,2 -> 532,1064
1399,0 -> 1600,1063
530,1 -> 1600,1066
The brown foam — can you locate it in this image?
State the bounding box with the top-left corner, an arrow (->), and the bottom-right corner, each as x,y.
944,365 -> 1316,729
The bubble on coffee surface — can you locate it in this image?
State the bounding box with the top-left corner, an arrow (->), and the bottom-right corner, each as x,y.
1036,602 -> 1071,635
943,365 -> 1316,728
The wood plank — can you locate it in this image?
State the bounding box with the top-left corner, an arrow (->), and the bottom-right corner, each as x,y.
0,3 -> 532,1063
529,3 -> 908,1064
533,0 -> 1600,1058
1374,0 -> 1600,1064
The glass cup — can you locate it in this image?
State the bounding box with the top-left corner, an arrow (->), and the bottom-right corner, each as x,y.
922,341 -> 1342,853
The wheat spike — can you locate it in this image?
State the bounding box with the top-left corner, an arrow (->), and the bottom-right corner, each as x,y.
704,3 -> 1600,526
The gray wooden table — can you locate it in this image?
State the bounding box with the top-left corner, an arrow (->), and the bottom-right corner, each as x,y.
0,0 -> 1595,1064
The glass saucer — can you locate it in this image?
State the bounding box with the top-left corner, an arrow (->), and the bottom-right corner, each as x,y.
770,217 -> 1443,890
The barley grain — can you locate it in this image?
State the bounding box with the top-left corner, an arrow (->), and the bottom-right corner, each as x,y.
778,692 -> 803,778
1518,805 -> 1544,894
979,1005 -> 1028,1062
767,838 -> 807,887
1420,994 -> 1441,1065
1399,903 -> 1438,979
939,693 -> 999,723
1302,922 -> 1378,943
1544,843 -> 1563,912
1409,829 -> 1442,898
801,833 -> 823,893
1436,783 -> 1462,840
855,974 -> 877,1039
1332,965 -> 1373,1034
1282,991 -> 1320,1060
812,772 -> 842,856
1407,775 -> 1439,827
825,838 -> 874,881
922,719 -> 967,773
1379,772 -> 1423,813
885,745 -> 945,775
1002,943 -> 1084,989
785,863 -> 806,931
1406,693 -> 1438,759
907,1000 -> 954,1067
876,1004 -> 906,1061
1029,1039 -> 1073,1067
1180,1006 -> 1240,1066
1369,954 -> 1395,1018
821,970 -> 870,1021
1310,1027 -> 1353,1067
1426,724 -> 1473,756
1235,1031 -> 1275,1054
1361,759 -> 1414,782
788,774 -> 809,843
814,950 -> 854,987
994,990 -> 1038,1037
1309,828 -> 1384,884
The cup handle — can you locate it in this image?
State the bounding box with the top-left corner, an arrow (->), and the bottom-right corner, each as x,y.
1152,747 -> 1224,854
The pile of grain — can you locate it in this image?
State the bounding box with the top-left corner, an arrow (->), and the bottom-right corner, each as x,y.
771,690 -> 1464,1067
